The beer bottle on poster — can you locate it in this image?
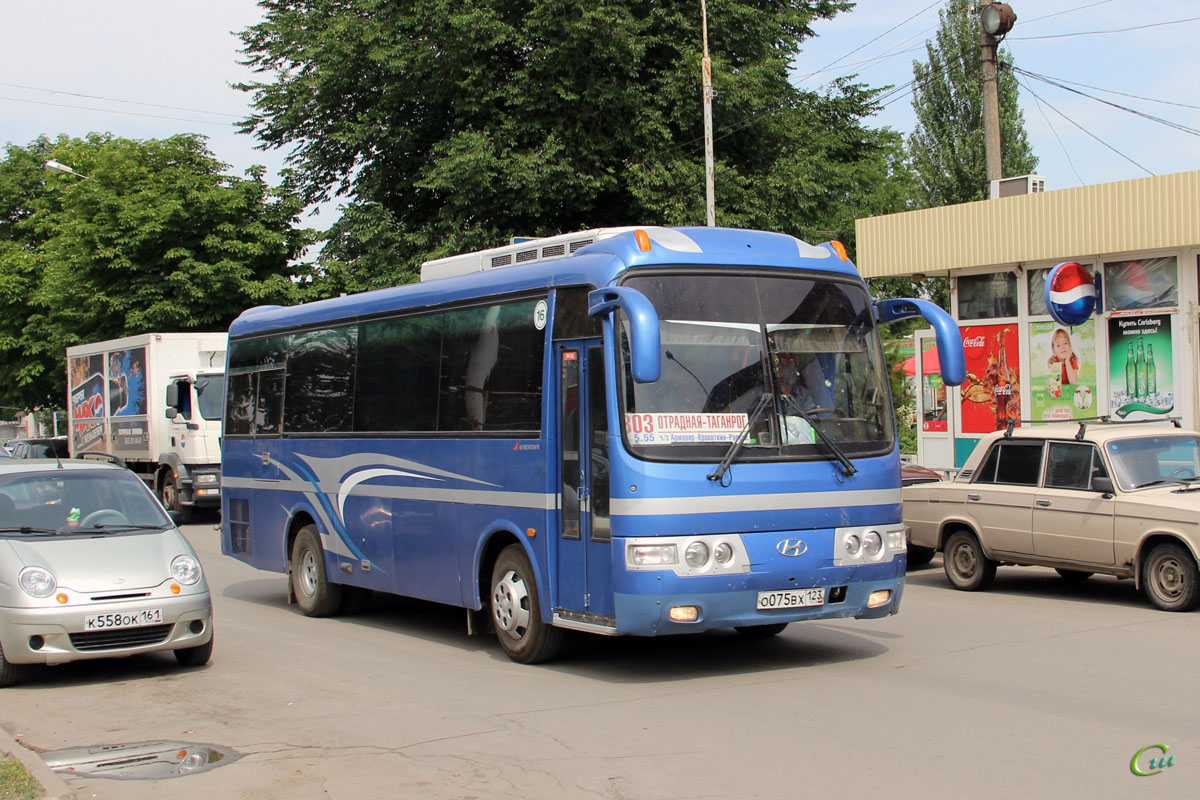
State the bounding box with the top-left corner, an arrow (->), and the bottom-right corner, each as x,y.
1146,344 -> 1156,396
1136,338 -> 1147,398
1125,342 -> 1135,398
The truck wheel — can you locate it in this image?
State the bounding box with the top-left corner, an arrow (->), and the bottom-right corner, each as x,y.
160,473 -> 192,523
490,545 -> 562,664
290,525 -> 343,617
1142,542 -> 1200,612
943,530 -> 997,591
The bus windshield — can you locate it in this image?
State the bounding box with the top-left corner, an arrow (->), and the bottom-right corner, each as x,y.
620,271 -> 892,462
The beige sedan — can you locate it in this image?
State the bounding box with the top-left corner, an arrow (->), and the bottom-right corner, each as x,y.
904,420 -> 1200,611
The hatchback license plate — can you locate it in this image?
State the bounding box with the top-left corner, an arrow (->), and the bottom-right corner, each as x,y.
84,608 -> 164,630
756,588 -> 825,610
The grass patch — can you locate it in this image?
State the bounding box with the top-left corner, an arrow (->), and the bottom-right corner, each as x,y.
0,755 -> 42,800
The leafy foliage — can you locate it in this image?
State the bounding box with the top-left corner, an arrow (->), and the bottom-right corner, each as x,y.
0,133 -> 315,410
906,0 -> 1037,206
236,0 -> 916,290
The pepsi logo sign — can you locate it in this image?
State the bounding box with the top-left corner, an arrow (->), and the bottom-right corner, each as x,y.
1045,261 -> 1099,327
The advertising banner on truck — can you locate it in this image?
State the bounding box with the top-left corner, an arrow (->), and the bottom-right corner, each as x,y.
69,354 -> 106,452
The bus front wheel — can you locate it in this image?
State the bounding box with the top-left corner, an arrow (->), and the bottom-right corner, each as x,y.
490,545 -> 563,664
291,525 -> 343,617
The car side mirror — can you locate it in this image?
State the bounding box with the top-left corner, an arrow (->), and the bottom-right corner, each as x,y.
1092,476 -> 1114,497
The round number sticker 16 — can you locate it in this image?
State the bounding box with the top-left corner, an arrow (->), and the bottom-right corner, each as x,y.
534,299 -> 548,330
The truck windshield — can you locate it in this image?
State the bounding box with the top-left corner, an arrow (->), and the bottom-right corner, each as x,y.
619,271 -> 892,463
194,375 -> 225,421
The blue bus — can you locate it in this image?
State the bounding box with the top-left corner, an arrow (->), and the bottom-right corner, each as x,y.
220,226 -> 964,663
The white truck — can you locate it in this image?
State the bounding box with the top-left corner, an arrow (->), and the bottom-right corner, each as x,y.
66,333 -> 226,520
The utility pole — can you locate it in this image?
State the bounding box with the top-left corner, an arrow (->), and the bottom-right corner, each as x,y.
979,3 -> 1017,186
701,0 -> 715,227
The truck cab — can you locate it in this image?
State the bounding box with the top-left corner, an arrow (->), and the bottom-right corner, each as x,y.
161,370 -> 225,520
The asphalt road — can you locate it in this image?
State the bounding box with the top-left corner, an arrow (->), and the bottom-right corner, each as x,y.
3,519 -> 1197,799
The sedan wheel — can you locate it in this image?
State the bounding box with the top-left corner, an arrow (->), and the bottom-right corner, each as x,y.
943,530 -> 996,592
1142,542 -> 1200,612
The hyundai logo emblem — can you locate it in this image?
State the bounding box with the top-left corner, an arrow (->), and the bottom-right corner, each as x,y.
776,538 -> 808,557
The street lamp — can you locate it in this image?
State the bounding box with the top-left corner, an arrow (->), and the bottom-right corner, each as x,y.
43,159 -> 94,181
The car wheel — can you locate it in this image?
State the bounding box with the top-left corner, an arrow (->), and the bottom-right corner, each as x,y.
175,629 -> 214,667
159,473 -> 192,524
943,530 -> 997,591
290,525 -> 343,617
0,641 -> 26,688
1142,542 -> 1200,612
490,544 -> 562,664
734,623 -> 788,638
907,545 -> 936,567
1055,568 -> 1094,582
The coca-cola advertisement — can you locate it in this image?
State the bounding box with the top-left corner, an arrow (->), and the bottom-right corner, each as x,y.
959,325 -> 1021,434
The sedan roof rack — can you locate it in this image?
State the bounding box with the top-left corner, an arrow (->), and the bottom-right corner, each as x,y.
999,415 -> 1181,440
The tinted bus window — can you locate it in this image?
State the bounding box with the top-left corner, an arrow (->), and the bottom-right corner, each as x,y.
356,314 -> 442,432
285,327 -> 357,433
440,299 -> 545,432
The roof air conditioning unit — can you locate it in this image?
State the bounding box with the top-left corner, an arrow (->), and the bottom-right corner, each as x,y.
989,174 -> 1047,199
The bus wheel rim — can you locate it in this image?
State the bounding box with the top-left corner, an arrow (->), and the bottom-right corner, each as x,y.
493,570 -> 530,636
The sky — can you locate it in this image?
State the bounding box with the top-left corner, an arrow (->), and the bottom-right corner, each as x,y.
2,0 -> 1198,229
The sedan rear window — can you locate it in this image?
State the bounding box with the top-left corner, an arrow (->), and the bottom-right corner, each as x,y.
974,440 -> 1044,486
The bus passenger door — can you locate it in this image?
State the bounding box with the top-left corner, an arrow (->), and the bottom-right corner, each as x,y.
555,341 -> 615,624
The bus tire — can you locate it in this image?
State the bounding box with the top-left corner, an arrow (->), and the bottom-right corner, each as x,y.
490,545 -> 562,664
291,525 -> 343,617
943,530 -> 996,591
734,623 -> 788,638
1142,542 -> 1200,612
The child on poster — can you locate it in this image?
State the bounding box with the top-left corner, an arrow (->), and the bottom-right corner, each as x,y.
1046,328 -> 1080,391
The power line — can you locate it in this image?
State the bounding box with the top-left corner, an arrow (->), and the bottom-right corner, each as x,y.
1009,15 -> 1200,40
0,95 -> 234,127
795,0 -> 943,83
1017,81 -> 1154,177
1008,67 -> 1200,111
1014,67 -> 1200,138
1019,0 -> 1115,25
0,82 -> 241,118
1019,76 -> 1084,185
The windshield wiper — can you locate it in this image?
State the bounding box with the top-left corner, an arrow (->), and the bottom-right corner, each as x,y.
0,526 -> 61,535
76,523 -> 169,532
708,394 -> 775,482
781,394 -> 858,477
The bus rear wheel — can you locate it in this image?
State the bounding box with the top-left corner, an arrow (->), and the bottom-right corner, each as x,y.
291,525 -> 343,617
490,545 -> 562,664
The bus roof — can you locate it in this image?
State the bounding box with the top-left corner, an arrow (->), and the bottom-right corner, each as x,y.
229,226 -> 857,338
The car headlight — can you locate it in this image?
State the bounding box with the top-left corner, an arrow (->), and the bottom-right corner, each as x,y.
19,566 -> 56,598
863,530 -> 883,557
171,554 -> 202,585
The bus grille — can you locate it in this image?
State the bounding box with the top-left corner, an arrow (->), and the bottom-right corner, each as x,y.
229,497 -> 251,555
70,624 -> 173,651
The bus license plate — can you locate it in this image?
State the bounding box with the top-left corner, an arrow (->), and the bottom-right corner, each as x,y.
84,608 -> 163,631
756,588 -> 825,610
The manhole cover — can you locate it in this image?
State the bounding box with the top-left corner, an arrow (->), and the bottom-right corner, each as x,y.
41,740 -> 241,780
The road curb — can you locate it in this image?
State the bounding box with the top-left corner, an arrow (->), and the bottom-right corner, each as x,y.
0,726 -> 75,800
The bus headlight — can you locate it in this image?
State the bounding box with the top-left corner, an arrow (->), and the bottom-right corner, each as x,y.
713,542 -> 734,564
684,541 -> 710,568
835,526 -> 905,565
844,534 -> 862,557
863,531 -> 883,557
628,544 -> 678,566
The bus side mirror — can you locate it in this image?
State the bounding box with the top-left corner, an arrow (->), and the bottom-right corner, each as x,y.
588,286 -> 661,383
876,297 -> 966,386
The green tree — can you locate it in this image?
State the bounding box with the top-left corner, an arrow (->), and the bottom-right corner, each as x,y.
0,133 -> 315,411
906,0 -> 1037,206
237,0 -> 913,290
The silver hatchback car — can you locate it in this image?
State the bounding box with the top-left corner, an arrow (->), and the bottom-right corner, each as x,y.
0,460 -> 213,686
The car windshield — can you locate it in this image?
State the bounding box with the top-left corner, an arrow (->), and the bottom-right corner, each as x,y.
1106,434 -> 1200,491
619,271 -> 893,463
195,374 -> 225,421
0,470 -> 171,535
